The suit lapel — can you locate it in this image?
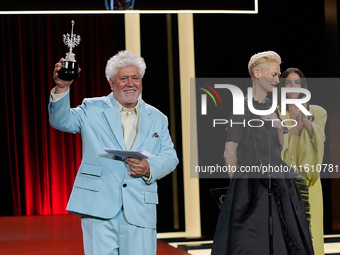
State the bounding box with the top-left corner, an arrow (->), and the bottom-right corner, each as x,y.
103,94 -> 126,150
131,99 -> 152,151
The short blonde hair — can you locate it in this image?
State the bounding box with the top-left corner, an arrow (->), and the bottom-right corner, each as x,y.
248,51 -> 281,77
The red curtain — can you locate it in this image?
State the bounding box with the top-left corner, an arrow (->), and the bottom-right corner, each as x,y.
1,14 -> 125,215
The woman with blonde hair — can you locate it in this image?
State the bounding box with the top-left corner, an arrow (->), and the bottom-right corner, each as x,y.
211,51 -> 314,255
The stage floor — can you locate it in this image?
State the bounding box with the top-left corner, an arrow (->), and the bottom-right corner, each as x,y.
0,215 -> 339,255
0,214 -> 188,255
169,236 -> 340,255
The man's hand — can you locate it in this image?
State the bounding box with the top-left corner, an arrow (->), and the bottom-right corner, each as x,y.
125,158 -> 150,178
53,58 -> 81,94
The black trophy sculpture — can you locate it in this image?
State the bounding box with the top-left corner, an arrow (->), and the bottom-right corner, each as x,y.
58,20 -> 81,80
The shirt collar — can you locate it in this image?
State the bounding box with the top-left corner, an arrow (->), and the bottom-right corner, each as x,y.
115,98 -> 140,116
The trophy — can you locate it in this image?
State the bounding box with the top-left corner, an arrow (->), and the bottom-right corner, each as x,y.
58,20 -> 81,80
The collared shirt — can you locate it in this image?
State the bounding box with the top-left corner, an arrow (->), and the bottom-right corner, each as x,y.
115,98 -> 140,150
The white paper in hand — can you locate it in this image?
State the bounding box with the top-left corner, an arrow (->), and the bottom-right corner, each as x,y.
104,148 -> 155,159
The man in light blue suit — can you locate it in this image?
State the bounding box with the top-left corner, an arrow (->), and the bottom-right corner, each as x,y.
49,50 -> 179,255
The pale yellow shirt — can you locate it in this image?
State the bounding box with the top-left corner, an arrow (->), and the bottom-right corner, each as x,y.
115,99 -> 140,150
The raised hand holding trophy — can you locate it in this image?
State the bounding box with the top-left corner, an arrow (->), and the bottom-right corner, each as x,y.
58,20 -> 81,80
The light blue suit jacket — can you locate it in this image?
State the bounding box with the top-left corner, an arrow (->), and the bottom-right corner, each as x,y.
49,92 -> 179,229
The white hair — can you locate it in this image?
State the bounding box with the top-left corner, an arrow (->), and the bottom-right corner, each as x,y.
248,51 -> 281,77
105,50 -> 146,81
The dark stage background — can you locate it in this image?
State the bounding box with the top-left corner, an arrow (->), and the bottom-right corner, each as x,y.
2,0 -> 340,237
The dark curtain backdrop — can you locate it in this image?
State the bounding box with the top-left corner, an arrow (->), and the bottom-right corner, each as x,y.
1,14 -> 125,216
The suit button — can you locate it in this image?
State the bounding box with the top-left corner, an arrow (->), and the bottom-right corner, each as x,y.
123,183 -> 127,188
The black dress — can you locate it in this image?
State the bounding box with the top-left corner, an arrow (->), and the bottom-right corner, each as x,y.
211,98 -> 314,255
